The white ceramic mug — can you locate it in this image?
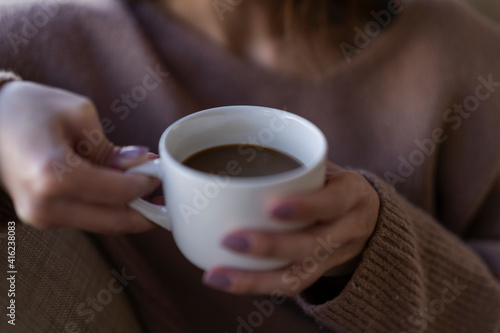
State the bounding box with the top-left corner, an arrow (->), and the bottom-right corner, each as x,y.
128,106 -> 327,271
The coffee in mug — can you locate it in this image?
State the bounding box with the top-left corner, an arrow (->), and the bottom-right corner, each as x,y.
182,144 -> 304,177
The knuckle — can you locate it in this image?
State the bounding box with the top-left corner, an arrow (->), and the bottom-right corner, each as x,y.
342,171 -> 374,207
236,274 -> 260,295
31,177 -> 58,200
351,217 -> 372,241
344,170 -> 365,189
253,234 -> 279,257
16,197 -> 54,229
74,96 -> 95,112
63,95 -> 98,122
15,163 -> 68,228
31,164 -> 68,199
75,97 -> 98,118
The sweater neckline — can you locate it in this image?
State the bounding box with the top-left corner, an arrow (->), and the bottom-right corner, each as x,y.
129,1 -> 349,88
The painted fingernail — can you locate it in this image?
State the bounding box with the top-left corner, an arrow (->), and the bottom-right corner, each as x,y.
222,234 -> 251,253
272,205 -> 295,220
109,146 -> 149,168
203,272 -> 232,289
119,145 -> 149,158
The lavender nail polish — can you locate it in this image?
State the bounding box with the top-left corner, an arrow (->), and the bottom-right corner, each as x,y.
118,145 -> 149,158
272,205 -> 295,220
222,234 -> 251,253
109,145 -> 149,168
203,273 -> 232,289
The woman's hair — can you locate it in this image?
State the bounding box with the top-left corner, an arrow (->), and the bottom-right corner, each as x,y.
280,0 -> 391,32
137,0 -> 393,30
133,0 -> 396,75
276,0 -> 394,75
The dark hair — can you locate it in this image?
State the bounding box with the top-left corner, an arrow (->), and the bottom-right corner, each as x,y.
276,0 -> 396,74
136,0 -> 393,26
133,0 -> 397,75
279,0 -> 393,34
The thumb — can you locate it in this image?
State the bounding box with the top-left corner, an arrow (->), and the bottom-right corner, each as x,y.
74,130 -> 152,170
106,146 -> 156,170
65,100 -> 152,169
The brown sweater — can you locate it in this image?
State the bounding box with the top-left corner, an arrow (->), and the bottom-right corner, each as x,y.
0,0 -> 499,332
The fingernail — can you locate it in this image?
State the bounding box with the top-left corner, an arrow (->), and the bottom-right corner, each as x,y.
272,205 -> 295,220
146,152 -> 159,160
222,234 -> 251,253
109,146 -> 149,168
203,272 -> 232,289
119,145 -> 149,158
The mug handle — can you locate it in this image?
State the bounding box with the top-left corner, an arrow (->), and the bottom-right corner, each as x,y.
126,159 -> 171,231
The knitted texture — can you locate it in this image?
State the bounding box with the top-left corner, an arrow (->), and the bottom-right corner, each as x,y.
296,171 -> 500,332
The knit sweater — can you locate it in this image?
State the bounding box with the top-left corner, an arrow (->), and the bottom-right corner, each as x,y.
0,0 -> 499,332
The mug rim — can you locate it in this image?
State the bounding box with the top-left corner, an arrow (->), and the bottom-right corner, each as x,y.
158,105 -> 328,186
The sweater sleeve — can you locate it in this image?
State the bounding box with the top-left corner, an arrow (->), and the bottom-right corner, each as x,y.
295,170 -> 500,333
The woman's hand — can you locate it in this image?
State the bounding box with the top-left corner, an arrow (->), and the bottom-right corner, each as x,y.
202,162 -> 380,295
0,81 -> 158,233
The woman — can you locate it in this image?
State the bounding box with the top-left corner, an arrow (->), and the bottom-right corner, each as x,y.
0,0 -> 499,332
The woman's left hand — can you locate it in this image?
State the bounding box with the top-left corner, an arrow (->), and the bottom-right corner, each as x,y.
202,161 -> 380,296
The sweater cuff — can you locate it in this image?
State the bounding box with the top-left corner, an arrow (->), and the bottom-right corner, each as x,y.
295,169 -> 499,332
294,170 -> 414,327
294,170 -> 431,331
0,71 -> 21,90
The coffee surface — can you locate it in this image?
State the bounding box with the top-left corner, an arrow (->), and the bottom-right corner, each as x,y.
182,144 -> 303,177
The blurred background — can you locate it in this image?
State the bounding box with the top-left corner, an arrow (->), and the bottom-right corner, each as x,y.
468,0 -> 500,23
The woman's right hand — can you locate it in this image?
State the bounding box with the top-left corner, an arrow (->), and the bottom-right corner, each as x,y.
0,81 -> 159,233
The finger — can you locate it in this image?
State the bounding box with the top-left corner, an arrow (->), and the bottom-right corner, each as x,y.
61,98 -> 155,170
46,199 -> 157,234
62,97 -> 117,166
107,146 -> 160,198
52,157 -> 160,204
202,264 -> 326,296
106,146 -> 157,170
270,170 -> 367,222
142,182 -> 162,200
221,226 -> 342,260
